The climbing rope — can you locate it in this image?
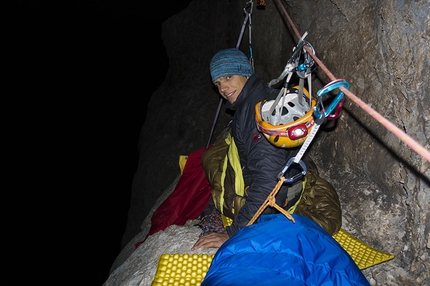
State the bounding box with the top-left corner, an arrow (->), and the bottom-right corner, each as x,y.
247,175 -> 295,226
273,0 -> 430,163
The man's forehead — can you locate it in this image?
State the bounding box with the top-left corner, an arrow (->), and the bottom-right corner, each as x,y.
214,75 -> 232,82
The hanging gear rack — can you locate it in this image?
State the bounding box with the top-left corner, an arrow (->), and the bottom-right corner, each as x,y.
268,32 -> 315,93
250,27 -> 349,225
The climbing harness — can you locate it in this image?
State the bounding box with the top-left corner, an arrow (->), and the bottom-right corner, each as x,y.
255,33 -> 316,149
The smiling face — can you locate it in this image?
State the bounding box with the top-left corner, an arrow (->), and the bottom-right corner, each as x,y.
213,75 -> 249,104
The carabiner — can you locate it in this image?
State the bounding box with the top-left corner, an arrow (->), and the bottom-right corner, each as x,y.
278,157 -> 307,183
326,97 -> 345,120
313,79 -> 349,123
295,41 -> 315,79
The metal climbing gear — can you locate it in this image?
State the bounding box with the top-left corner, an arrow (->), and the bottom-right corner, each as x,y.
236,0 -> 254,69
268,32 -> 315,90
278,79 -> 349,183
314,79 -> 349,124
255,32 -> 317,149
207,1 -> 255,148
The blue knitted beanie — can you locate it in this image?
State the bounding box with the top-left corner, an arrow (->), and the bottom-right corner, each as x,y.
210,48 -> 253,82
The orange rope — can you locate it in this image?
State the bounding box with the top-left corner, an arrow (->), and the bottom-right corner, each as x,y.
273,0 -> 430,163
247,176 -> 295,226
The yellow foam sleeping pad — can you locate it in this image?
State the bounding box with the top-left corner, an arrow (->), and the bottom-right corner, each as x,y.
152,253 -> 213,286
151,217 -> 394,286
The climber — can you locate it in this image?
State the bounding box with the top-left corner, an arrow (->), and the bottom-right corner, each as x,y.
192,48 -> 307,250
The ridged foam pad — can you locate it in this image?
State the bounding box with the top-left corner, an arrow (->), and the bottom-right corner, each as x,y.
152,253 -> 214,286
152,218 -> 394,285
332,228 -> 394,270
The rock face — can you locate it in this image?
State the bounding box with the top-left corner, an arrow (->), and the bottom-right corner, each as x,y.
110,0 -> 430,285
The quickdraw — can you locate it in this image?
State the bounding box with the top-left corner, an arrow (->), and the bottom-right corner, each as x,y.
236,1 -> 254,69
268,32 -> 315,91
279,79 -> 349,183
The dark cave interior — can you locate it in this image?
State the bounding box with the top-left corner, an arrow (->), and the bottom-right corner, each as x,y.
2,1 -> 190,285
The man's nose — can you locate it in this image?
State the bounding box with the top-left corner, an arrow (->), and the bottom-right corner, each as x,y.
220,82 -> 228,91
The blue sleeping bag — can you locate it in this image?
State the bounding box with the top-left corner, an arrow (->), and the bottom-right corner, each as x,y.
201,214 -> 370,286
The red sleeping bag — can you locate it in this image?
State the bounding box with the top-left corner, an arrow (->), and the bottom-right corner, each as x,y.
136,147 -> 212,248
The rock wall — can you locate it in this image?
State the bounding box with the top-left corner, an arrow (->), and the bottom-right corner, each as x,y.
114,0 -> 430,285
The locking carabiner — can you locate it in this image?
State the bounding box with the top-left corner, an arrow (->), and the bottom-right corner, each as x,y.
278,157 -> 307,183
294,41 -> 315,79
313,79 -> 349,124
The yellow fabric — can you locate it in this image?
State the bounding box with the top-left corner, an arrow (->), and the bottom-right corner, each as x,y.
225,134 -> 244,197
286,178 -> 307,214
179,155 -> 188,175
221,214 -> 234,229
219,147 -> 227,214
332,228 -> 394,270
152,253 -> 214,286
218,134 -> 244,214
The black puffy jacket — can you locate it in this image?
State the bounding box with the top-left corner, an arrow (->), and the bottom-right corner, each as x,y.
225,74 -> 305,237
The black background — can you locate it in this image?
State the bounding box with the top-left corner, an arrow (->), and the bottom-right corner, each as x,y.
2,1 -> 190,285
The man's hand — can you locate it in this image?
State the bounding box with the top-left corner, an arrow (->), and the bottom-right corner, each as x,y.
191,233 -> 229,250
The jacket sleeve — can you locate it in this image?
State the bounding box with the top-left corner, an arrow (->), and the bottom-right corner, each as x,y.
226,139 -> 291,237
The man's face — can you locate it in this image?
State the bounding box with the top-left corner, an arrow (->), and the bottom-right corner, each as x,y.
213,75 -> 249,104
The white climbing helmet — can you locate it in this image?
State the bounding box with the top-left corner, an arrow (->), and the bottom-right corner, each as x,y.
255,85 -> 316,148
